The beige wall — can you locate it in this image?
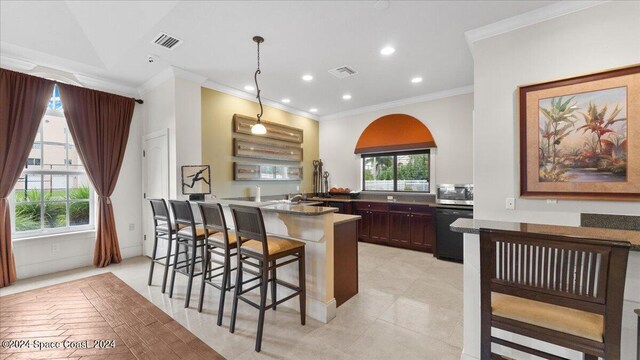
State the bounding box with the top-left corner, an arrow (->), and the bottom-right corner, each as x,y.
319,92 -> 474,191
201,87 -> 319,198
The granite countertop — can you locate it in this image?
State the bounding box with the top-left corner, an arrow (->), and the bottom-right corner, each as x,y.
199,199 -> 337,216
334,213 -> 361,225
261,203 -> 338,216
307,197 -> 473,210
450,218 -> 640,251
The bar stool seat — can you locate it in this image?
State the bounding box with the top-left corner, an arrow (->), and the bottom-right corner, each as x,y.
207,231 -> 236,247
177,224 -> 207,238
242,237 -> 304,255
492,293 -> 604,342
156,222 -> 186,233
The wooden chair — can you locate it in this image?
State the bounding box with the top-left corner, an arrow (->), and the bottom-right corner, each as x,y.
168,200 -> 207,308
228,204 -> 306,352
196,202 -> 246,326
147,198 -> 182,293
480,228 -> 630,360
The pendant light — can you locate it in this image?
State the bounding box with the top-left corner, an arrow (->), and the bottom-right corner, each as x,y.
251,36 -> 267,135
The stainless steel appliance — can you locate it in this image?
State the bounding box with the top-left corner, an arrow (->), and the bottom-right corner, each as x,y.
436,184 -> 474,206
435,184 -> 473,262
436,207 -> 472,262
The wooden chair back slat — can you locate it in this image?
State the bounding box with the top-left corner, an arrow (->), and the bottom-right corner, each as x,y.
148,198 -> 170,223
198,202 -> 227,235
228,205 -> 269,258
491,233 -> 618,304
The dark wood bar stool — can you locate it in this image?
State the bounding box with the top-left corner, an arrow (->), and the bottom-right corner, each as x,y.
228,204 -> 306,352
197,202 -> 247,326
147,198 -> 181,293
168,200 -> 207,308
479,228 -> 630,360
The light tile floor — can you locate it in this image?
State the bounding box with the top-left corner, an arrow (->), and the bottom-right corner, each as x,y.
0,243 -> 464,360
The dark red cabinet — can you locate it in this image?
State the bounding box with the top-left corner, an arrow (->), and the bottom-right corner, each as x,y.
355,202 -> 435,253
409,212 -> 435,252
389,211 -> 411,247
354,202 -> 389,245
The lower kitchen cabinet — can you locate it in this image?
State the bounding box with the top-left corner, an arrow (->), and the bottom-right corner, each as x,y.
409,211 -> 435,252
355,202 -> 434,252
389,211 -> 411,247
354,203 -> 389,245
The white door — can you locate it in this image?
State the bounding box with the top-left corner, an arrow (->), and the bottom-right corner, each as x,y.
142,129 -> 170,258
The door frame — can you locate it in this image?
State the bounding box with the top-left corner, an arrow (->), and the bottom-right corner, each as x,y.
142,128 -> 170,257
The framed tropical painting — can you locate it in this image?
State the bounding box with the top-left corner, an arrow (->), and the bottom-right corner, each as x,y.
519,64 -> 640,200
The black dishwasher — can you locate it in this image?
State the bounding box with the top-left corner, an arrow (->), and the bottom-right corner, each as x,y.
435,208 -> 473,262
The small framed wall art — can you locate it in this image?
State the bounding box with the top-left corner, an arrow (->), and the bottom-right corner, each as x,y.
181,165 -> 211,198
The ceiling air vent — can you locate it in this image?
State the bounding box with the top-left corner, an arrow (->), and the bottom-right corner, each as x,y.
328,66 -> 358,79
152,32 -> 183,50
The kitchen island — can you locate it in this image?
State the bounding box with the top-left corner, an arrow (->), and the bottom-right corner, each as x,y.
193,199 -> 360,324
451,218 -> 640,360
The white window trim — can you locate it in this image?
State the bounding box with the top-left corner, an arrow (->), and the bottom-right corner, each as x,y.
10,103 -> 95,239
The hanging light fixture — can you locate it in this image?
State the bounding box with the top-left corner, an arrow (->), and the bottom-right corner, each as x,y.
251,36 -> 267,135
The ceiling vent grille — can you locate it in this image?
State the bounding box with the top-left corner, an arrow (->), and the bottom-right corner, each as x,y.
152,32 -> 183,50
328,66 -> 358,79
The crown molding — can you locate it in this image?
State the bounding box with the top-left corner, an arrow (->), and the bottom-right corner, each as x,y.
202,79 -> 318,120
464,1 -> 609,53
0,54 -> 139,97
137,67 -> 175,95
74,74 -> 140,97
319,85 -> 474,121
0,56 -> 37,71
171,66 -> 207,84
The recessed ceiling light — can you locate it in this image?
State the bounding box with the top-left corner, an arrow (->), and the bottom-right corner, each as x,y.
244,85 -> 255,91
380,46 -> 395,55
342,94 -> 352,100
281,98 -> 291,104
411,77 -> 423,84
302,74 -> 313,81
309,108 -> 318,113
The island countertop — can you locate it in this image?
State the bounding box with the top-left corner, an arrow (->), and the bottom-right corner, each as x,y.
333,213 -> 361,225
200,198 -> 338,216
451,218 -> 640,251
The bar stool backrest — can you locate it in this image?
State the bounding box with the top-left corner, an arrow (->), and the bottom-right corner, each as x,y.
198,202 -> 228,242
169,200 -> 197,237
149,198 -> 170,223
480,228 -> 631,359
229,205 -> 268,257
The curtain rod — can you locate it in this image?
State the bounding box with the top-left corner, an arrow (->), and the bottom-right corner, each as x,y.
51,79 -> 144,104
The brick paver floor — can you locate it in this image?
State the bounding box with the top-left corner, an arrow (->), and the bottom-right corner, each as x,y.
0,272 -> 225,360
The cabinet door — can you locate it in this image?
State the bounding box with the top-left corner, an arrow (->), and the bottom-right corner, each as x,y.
410,212 -> 435,252
369,210 -> 389,244
354,209 -> 370,242
389,212 -> 411,247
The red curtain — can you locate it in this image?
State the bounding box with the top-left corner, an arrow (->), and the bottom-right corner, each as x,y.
0,69 -> 55,287
57,83 -> 135,268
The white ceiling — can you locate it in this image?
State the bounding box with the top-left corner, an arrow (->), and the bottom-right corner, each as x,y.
0,0 -> 557,117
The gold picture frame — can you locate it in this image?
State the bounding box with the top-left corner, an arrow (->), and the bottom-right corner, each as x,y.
519,64 -> 640,201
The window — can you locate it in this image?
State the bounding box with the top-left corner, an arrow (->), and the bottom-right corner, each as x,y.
11,85 -> 94,237
362,150 -> 430,192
